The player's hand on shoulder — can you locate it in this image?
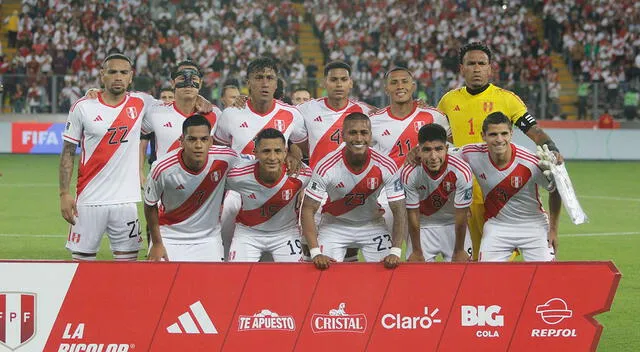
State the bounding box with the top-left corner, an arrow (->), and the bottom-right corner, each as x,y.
415,99 -> 433,109
148,243 -> 169,261
404,146 -> 421,166
407,250 -> 425,262
230,95 -> 248,109
84,88 -> 101,99
452,249 -> 470,263
312,254 -> 335,270
59,193 -> 78,225
383,253 -> 401,269
195,95 -> 213,113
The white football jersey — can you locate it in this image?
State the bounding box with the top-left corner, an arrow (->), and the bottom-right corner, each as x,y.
370,103 -> 451,168
401,154 -> 473,226
460,143 -> 550,226
63,92 -> 156,205
213,99 -> 307,154
305,144 -> 405,225
142,102 -> 221,158
144,146 -> 240,243
226,160 -> 312,233
297,98 -> 372,168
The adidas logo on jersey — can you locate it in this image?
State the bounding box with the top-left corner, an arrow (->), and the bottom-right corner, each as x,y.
166,301 -> 218,334
382,129 -> 391,136
479,173 -> 487,180
314,116 -> 323,122
418,185 -> 426,190
248,193 -> 257,199
240,122 -> 249,128
164,122 -> 173,128
93,115 -> 103,122
336,182 -> 345,189
176,184 -> 185,190
454,105 -> 461,111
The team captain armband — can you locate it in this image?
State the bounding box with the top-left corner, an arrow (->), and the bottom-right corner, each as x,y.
514,112 -> 536,133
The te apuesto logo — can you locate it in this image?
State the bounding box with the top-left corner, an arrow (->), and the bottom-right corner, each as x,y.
238,309 -> 296,332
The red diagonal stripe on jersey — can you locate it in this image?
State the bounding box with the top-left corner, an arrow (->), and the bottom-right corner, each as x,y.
419,171 -> 457,216
388,111 -> 436,167
236,177 -> 303,226
21,294 -> 34,343
309,104 -> 363,168
76,97 -> 144,197
159,160 -> 229,225
240,110 -> 294,154
322,166 -> 382,217
484,163 -> 532,220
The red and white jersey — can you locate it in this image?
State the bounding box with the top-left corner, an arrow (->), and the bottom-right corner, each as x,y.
370,102 -> 451,167
63,92 -> 156,205
305,145 -> 404,225
213,99 -> 307,154
460,143 -> 551,226
227,160 -> 312,233
401,154 -> 473,226
142,102 -> 221,159
298,98 -> 373,169
144,146 -> 240,243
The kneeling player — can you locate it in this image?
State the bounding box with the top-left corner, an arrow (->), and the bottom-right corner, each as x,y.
402,124 -> 473,262
226,128 -> 311,262
301,112 -> 406,269
460,112 -> 561,262
144,115 -> 240,261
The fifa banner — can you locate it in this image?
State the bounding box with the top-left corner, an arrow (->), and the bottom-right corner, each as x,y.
10,123 -> 77,154
0,262 -> 620,352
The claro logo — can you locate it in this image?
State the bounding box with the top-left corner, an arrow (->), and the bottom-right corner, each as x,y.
381,307 -> 441,330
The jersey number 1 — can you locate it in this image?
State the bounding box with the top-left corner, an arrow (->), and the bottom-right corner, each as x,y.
468,118 -> 475,135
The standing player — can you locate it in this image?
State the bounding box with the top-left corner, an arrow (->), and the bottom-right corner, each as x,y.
401,124 -> 472,262
460,112 -> 560,261
59,53 -> 156,261
214,57 -> 307,260
301,112 -> 406,269
159,87 -> 175,103
140,60 -> 222,185
226,128 -> 312,262
220,84 -> 240,109
140,87 -> 175,174
437,42 -> 563,260
292,88 -> 312,105
144,115 -> 239,261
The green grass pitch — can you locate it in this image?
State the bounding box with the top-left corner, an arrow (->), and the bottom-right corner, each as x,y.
0,154 -> 638,350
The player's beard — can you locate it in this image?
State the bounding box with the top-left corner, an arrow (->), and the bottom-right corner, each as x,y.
108,85 -> 126,96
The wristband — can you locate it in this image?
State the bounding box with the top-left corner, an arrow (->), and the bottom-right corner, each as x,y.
310,247 -> 322,259
389,247 -> 402,258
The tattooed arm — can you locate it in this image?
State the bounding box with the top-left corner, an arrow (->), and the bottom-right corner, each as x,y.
59,141 -> 78,225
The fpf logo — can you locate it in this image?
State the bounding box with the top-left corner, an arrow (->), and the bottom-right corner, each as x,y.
0,292 -> 36,351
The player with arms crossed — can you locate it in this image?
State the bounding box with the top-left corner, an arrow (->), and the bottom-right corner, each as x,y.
402,124 -> 473,262
460,112 -> 560,261
437,42 -> 563,260
214,57 -> 307,259
140,60 -> 222,185
301,112 -> 407,269
59,53 -> 156,261
144,115 -> 239,261
226,128 -> 312,262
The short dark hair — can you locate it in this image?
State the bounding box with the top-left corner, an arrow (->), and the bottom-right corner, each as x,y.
222,84 -> 239,97
324,61 -> 351,77
247,57 -> 279,78
102,53 -> 132,68
159,87 -> 173,94
384,66 -> 414,80
482,112 -> 511,133
173,59 -> 202,77
275,78 -> 285,100
459,42 -> 492,65
343,112 -> 370,126
255,128 -> 286,147
182,114 -> 212,135
418,124 -> 448,144
293,87 -> 311,96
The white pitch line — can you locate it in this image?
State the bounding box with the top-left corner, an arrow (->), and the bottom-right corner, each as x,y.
563,232 -> 640,238
0,183 -> 58,187
0,234 -> 65,238
581,195 -> 640,202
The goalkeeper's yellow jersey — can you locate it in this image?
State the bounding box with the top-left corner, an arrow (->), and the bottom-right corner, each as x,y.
437,83 -> 528,147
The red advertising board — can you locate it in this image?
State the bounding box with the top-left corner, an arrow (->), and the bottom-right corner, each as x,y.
0,262 -> 620,352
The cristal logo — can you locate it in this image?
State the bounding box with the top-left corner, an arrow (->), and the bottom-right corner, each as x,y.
311,303 -> 367,333
238,310 -> 295,331
381,307 -> 441,330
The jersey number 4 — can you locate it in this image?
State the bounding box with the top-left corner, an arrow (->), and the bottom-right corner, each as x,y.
107,126 -> 129,145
